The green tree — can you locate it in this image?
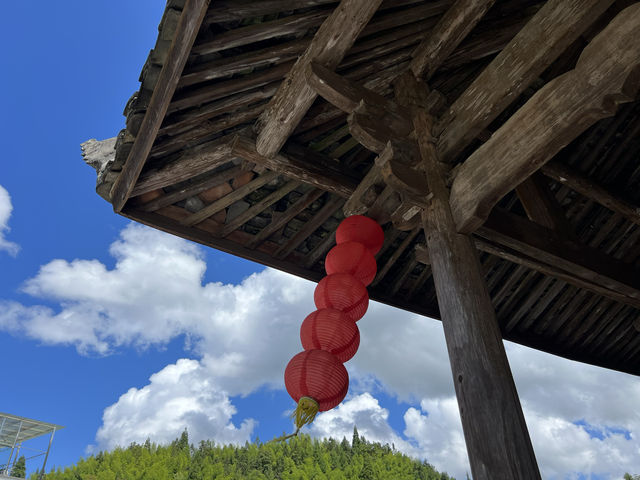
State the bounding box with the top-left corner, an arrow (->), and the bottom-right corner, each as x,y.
10,455 -> 26,478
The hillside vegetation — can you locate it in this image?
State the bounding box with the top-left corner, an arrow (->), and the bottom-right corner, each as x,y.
39,428 -> 454,480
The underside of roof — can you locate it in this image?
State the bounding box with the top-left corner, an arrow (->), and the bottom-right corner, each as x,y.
84,0 -> 640,376
0,413 -> 62,447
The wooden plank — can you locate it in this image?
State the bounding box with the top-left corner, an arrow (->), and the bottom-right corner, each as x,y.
110,0 -> 210,212
254,0 -> 384,157
437,0 -> 615,163
195,9 -> 331,56
232,135 -> 359,198
245,189 -> 325,249
181,171 -> 279,226
515,173 -> 574,238
449,5 -> 640,233
371,228 -> 420,287
415,110 -> 541,480
180,39 -> 309,87
220,180 -> 300,237
139,165 -> 244,212
275,196 -> 343,259
477,209 -> 640,308
410,0 -> 495,80
541,161 -> 640,227
131,134 -> 236,197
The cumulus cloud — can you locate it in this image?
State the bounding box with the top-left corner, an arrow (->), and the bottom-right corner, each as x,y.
94,358 -> 254,450
3,222 -> 640,478
0,185 -> 19,256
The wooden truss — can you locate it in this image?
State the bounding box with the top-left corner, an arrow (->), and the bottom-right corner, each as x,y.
87,0 -> 640,477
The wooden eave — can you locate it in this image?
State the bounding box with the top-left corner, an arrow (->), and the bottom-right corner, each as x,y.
92,0 -> 640,376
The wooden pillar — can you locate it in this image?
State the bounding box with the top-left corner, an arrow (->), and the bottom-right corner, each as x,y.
414,110 -> 541,479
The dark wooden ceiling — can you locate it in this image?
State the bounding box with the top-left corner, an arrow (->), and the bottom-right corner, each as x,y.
89,0 -> 640,376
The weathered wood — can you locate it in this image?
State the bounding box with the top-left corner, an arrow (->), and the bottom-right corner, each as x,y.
110,0 -> 211,212
478,209 -> 640,308
304,230 -> 336,269
182,171 -> 278,226
275,196 -> 343,259
343,166 -> 384,216
139,165 -> 244,212
415,110 -> 541,480
221,180 -> 301,237
160,83 -> 279,136
246,189 -> 325,249
195,9 -> 332,56
169,62 -> 293,114
541,161 -> 640,228
515,173 -> 574,238
437,0 -> 615,163
450,5 -> 640,233
232,135 -> 359,198
375,140 -> 428,198
410,0 -> 495,80
131,134 -> 236,197
180,39 -> 309,87
371,228 -> 420,287
255,0 -> 383,158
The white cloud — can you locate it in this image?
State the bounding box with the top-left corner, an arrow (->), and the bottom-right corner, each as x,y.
94,358 -> 254,451
0,185 -> 19,256
2,221 -> 640,478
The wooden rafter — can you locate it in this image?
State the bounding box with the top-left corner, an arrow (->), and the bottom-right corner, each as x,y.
541,161 -> 640,227
449,4 -> 640,234
410,0 -> 495,80
254,0 -> 383,158
110,0 -> 211,212
436,0 -> 615,163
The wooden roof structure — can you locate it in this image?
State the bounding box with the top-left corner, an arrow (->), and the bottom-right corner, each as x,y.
84,0 -> 640,476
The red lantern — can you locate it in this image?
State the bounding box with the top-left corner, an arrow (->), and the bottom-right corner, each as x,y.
284,350 -> 349,412
336,215 -> 384,255
300,309 -> 360,362
314,273 -> 369,321
325,241 -> 377,286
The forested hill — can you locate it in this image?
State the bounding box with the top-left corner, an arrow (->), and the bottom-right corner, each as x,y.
38,429 -> 455,480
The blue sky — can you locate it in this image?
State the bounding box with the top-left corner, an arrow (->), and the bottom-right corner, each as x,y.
1,2 -> 639,479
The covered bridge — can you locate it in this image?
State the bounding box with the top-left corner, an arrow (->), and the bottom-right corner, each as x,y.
83,0 -> 640,477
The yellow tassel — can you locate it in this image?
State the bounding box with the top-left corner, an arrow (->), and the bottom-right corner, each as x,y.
270,397 -> 319,443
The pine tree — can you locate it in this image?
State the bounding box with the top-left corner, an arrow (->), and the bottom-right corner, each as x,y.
352,426 -> 361,449
10,455 -> 26,478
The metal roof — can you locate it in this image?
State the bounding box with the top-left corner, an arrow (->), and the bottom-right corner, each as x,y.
0,413 -> 63,447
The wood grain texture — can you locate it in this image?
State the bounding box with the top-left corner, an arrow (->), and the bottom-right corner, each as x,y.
410,0 -> 495,80
110,0 -> 210,212
233,135 -> 359,198
541,161 -> 640,227
415,110 -> 541,480
450,4 -> 640,233
437,0 -> 615,163
131,134 -> 236,197
254,0 -> 383,157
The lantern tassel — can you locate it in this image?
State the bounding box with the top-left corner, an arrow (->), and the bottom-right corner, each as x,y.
270,397 -> 319,443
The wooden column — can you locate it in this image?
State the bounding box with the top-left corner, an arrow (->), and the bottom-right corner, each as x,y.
415,110 -> 540,479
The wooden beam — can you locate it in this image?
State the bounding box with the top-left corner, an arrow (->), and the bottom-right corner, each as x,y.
449,5 -> 640,234
478,209 -> 640,307
232,135 -> 359,198
131,134 -> 237,197
254,0 -> 383,158
221,180 -> 301,237
181,171 -> 279,227
110,0 -> 210,212
515,173 -> 575,239
245,189 -> 325,249
139,165 -> 245,212
275,196 -> 344,259
415,109 -> 541,479
436,0 -> 615,163
541,161 -> 640,227
410,0 -> 495,80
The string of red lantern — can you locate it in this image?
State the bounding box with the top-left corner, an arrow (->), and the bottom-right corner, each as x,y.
279,215 -> 384,440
